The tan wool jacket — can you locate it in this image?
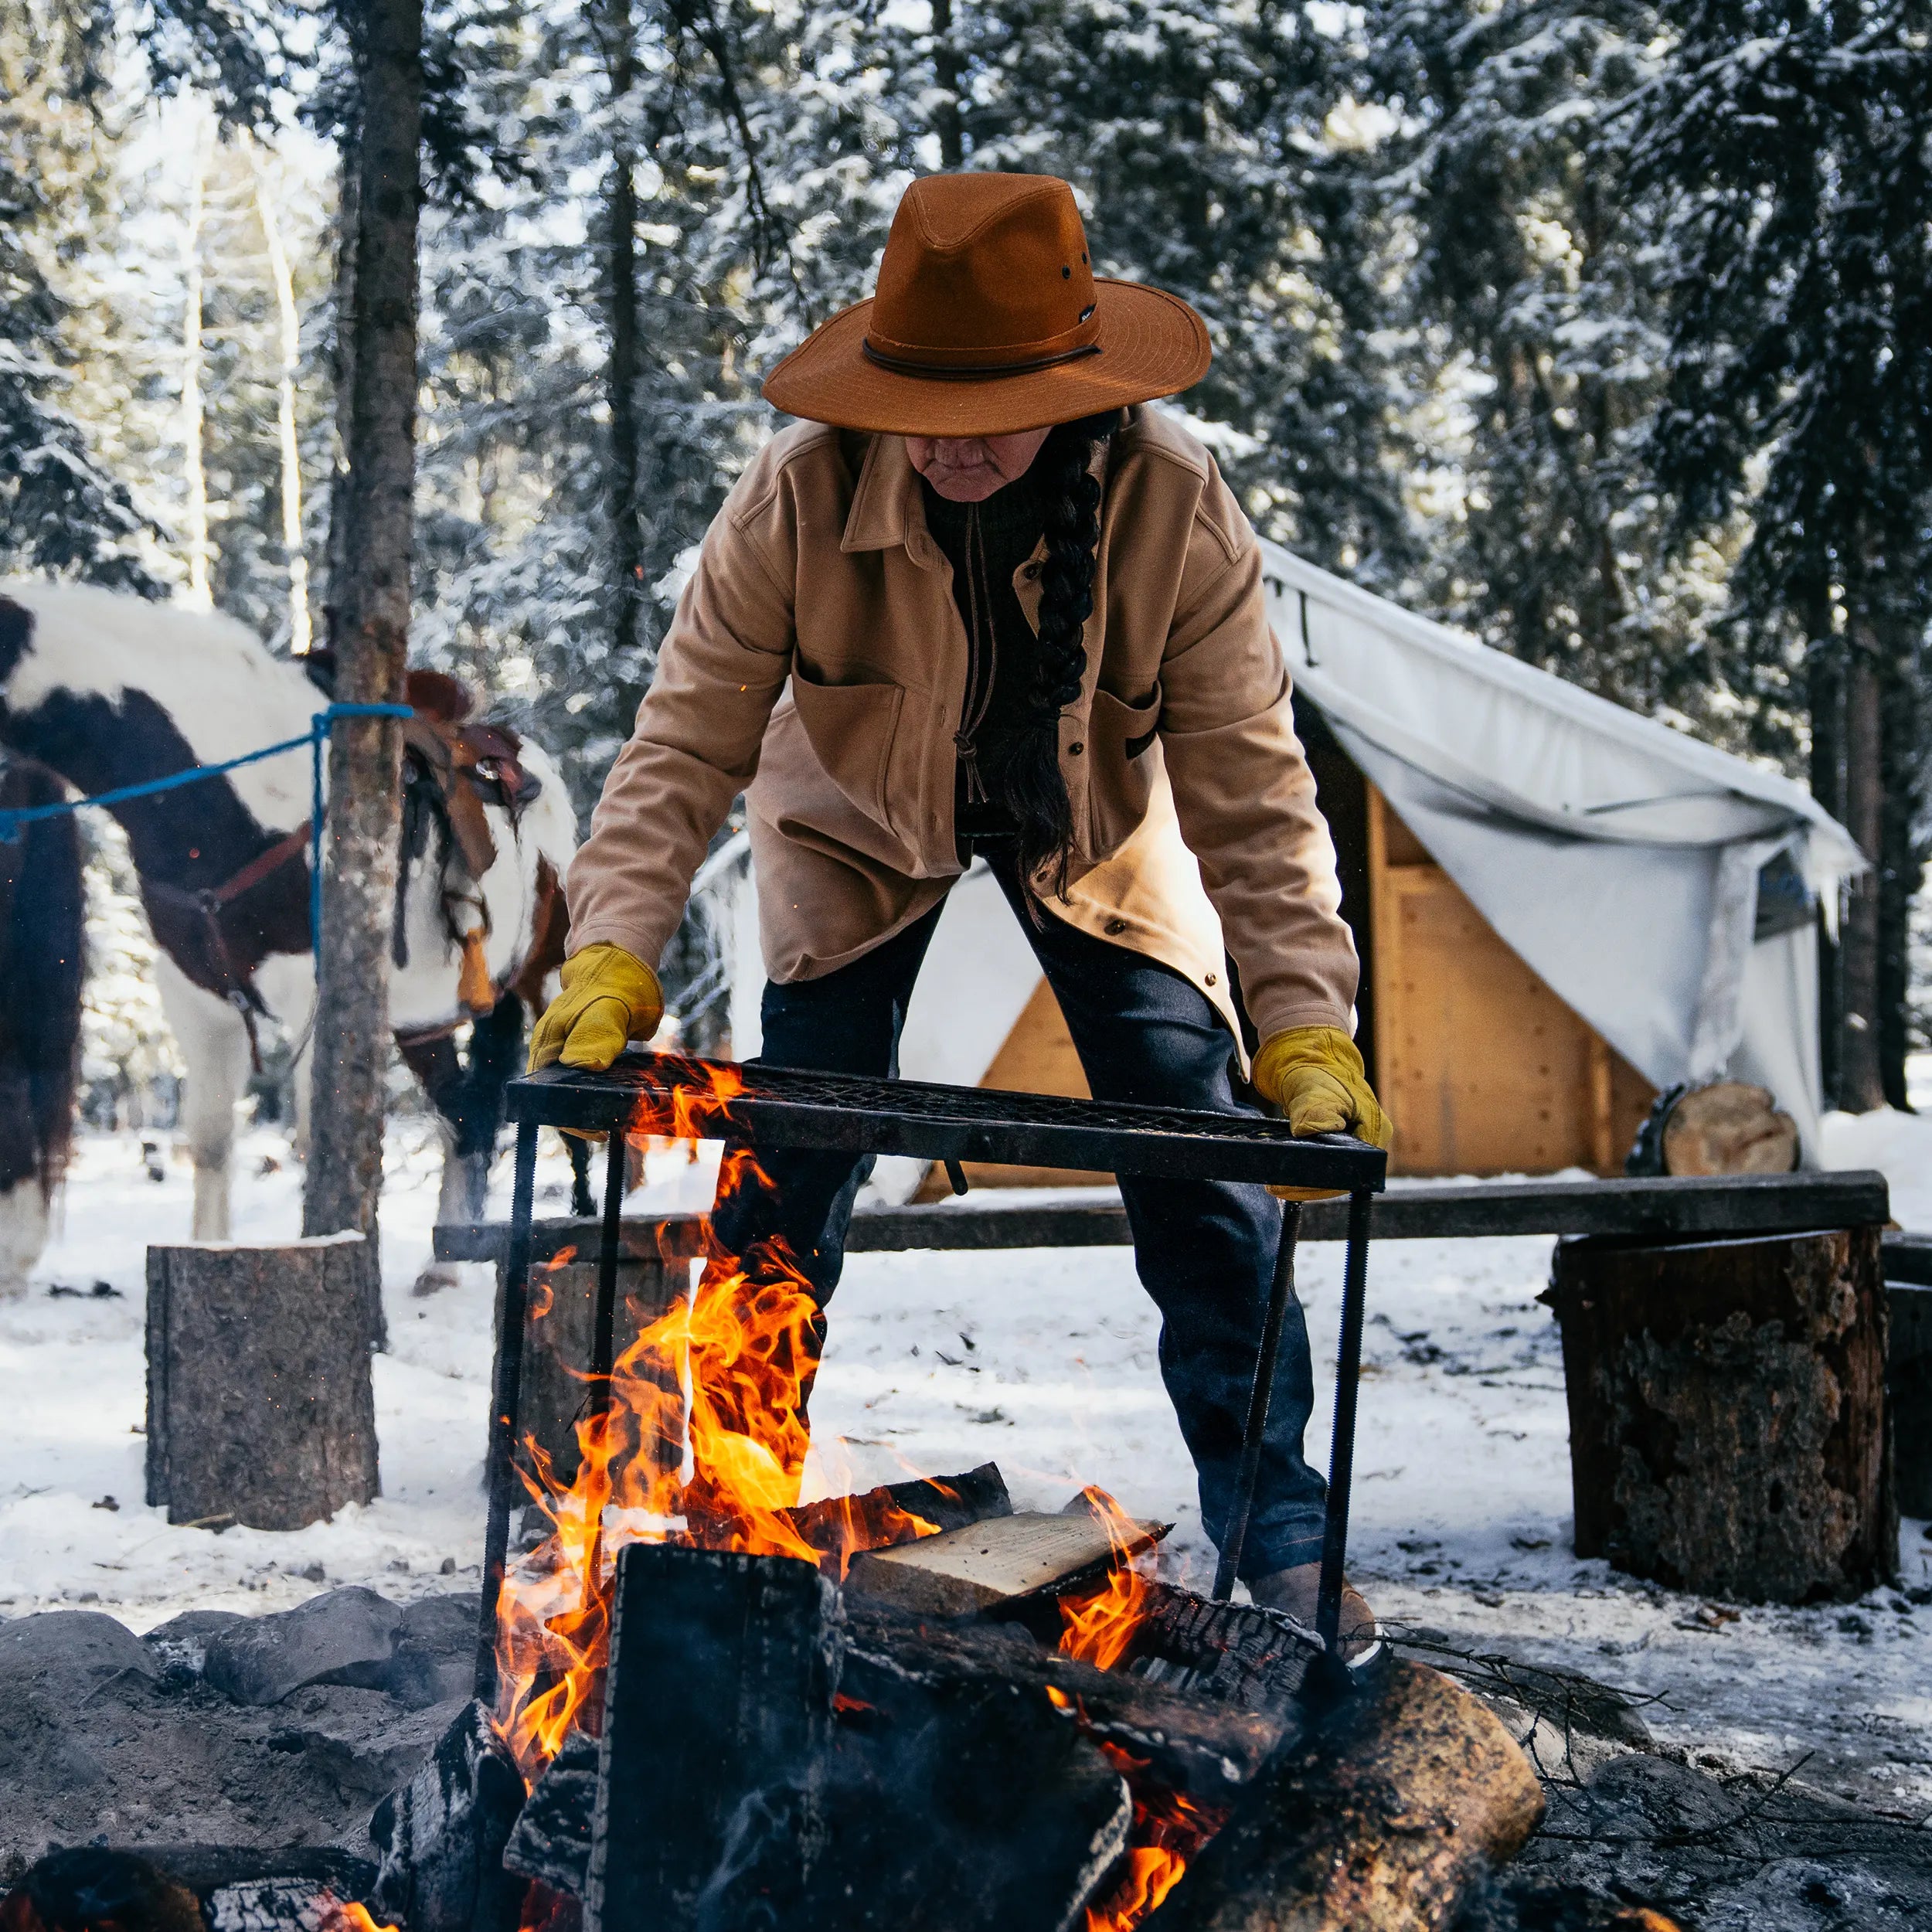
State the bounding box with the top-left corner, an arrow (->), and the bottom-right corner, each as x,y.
566,405 -> 1359,1047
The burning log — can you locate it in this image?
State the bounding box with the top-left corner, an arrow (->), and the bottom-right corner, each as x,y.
586,1544 -> 842,1932
1544,1225 -> 1896,1602
1148,1658 -> 1546,1932
368,1702 -> 525,1932
145,1238 -> 379,1531
845,1509 -> 1166,1617
781,1460 -> 1013,1563
842,1599 -> 1294,1801
502,1731 -> 599,1898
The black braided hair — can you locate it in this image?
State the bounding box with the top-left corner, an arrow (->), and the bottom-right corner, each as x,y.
981,410 -> 1120,904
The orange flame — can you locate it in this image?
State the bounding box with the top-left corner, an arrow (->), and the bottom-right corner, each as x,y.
1057,1491 -> 1226,1932
320,1901 -> 399,1932
492,1058 -> 937,1784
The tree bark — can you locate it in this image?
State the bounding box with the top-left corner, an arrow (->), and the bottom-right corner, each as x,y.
304,0 -> 423,1249
1806,607 -> 1845,1109
600,0 -> 645,665
1877,617 -> 1921,1111
1839,624 -> 1885,1111
930,0 -> 964,167
146,1236 -> 379,1529
1545,1226 -> 1896,1603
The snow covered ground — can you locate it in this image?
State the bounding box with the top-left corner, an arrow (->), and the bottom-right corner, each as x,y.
8,1102 -> 1931,1818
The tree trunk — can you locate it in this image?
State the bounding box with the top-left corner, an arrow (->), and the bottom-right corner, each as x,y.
1806,611 -> 1845,1109
304,0 -> 423,1250
146,1236 -> 379,1529
600,0 -> 645,665
1544,1226 -> 1896,1603
1840,625 -> 1885,1111
1877,617 -> 1921,1111
930,0 -> 965,166
251,141 -> 313,656
324,121 -> 360,647
180,107 -> 214,611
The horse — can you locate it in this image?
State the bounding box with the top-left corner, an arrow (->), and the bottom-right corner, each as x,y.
0,580 -> 585,1296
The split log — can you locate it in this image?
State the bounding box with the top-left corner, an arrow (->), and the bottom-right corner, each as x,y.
1149,1659 -> 1545,1932
781,1461 -> 1013,1563
845,1509 -> 1165,1617
145,1236 -> 378,1531
587,1545 -> 841,1932
1544,1226 -> 1897,1601
516,1256 -> 685,1488
368,1701 -> 526,1932
1889,1281 -> 1932,1519
1660,1082 -> 1798,1176
842,1599 -> 1292,1800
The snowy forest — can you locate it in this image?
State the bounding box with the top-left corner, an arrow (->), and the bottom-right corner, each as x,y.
5,0 -> 1930,1114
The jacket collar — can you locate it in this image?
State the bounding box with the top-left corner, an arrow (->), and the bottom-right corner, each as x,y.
841,434 -> 925,556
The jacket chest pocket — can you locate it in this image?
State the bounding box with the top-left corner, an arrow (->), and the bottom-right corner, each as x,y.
1083,685 -> 1162,855
787,663 -> 906,831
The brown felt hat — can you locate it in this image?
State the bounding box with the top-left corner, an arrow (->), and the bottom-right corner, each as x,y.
762,173 -> 1212,437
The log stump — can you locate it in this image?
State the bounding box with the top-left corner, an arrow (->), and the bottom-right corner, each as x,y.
515,1256 -> 685,1490
145,1236 -> 379,1531
1888,1281 -> 1932,1519
1544,1226 -> 1896,1601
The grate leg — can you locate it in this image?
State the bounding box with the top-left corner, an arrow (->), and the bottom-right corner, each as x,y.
1213,1199 -> 1303,1601
590,1129 -> 626,1394
476,1118 -> 539,1703
1316,1189 -> 1374,1656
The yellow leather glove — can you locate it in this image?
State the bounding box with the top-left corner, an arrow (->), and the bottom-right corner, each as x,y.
1250,1026 -> 1393,1199
528,944 -> 664,1073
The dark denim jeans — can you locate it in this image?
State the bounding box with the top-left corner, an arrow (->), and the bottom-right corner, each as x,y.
709,851 -> 1329,1578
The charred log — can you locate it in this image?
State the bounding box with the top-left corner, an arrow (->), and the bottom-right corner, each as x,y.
368,1701 -> 524,1932
1151,1658 -> 1545,1932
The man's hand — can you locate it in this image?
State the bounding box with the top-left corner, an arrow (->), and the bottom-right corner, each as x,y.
528,944 -> 664,1073
1250,1026 -> 1393,1199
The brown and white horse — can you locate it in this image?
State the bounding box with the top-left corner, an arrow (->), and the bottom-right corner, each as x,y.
0,581 -> 581,1295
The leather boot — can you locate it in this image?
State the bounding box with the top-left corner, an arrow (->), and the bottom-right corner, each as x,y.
1247,1563 -> 1378,1659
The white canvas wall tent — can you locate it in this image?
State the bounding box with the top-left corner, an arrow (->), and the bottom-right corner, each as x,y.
695,536 -> 1863,1189
1259,540 -> 1864,1162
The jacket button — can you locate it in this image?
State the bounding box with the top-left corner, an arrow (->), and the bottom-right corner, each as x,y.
1069,742 -> 1084,756
1105,918 -> 1129,936
1205,972 -> 1218,987
1022,563 -> 1040,580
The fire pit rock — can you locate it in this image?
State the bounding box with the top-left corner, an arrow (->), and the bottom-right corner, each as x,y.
0,1590 -> 482,1879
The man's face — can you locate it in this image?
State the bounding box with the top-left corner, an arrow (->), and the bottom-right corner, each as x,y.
906,428 -> 1052,503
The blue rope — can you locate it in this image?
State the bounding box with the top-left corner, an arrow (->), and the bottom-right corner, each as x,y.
0,701 -> 413,952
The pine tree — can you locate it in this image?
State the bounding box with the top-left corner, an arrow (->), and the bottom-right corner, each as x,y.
1626,0 -> 1932,1107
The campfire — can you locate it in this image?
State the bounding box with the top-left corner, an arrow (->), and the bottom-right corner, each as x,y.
471,1062 -> 1267,1932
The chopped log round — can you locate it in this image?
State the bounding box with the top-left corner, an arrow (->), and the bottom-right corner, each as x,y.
1544,1225 -> 1896,1602
1660,1082 -> 1799,1176
145,1236 -> 379,1532
1149,1659 -> 1544,1932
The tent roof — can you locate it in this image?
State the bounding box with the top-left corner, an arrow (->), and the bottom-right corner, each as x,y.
1260,541 -> 1862,878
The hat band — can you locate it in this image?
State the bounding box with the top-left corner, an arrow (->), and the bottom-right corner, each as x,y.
861,340 -> 1103,382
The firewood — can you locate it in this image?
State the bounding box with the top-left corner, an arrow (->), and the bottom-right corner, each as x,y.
502,1730 -> 598,1898
1120,1580 -> 1320,1719
782,1461 -> 1013,1563
1660,1081 -> 1798,1176
587,1545 -> 841,1932
842,1600 -> 1293,1801
1150,1658 -> 1544,1932
1544,1225 -> 1896,1601
367,1701 -> 526,1932
145,1237 -> 379,1532
845,1510 -> 1165,1617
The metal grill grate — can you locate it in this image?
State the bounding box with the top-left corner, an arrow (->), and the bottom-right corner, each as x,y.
512,1053 -> 1388,1192
478,1050 -> 1383,1697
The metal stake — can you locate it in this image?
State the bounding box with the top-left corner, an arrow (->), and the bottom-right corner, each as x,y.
591,1129 -> 627,1395
1213,1199 -> 1303,1601
476,1118 -> 539,1702
1316,1189 -> 1374,1655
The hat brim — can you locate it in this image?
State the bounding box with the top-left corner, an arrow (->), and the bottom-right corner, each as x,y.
760,279 -> 1212,437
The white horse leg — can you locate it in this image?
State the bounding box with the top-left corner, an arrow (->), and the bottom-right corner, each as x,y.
155,954 -> 251,1242
413,1120 -> 488,1296
0,1179 -> 49,1300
